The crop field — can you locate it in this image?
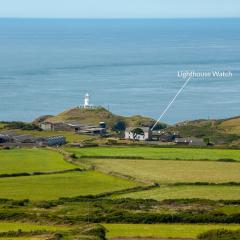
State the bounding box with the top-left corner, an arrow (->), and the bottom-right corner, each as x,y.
0,149 -> 74,174
0,221 -> 68,232
104,223 -> 240,239
67,146 -> 240,161
0,171 -> 139,200
113,185 -> 240,200
83,158 -> 240,184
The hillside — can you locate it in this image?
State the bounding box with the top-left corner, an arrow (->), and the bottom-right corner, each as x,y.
30,109 -> 240,146
38,107 -> 163,129
168,116 -> 240,145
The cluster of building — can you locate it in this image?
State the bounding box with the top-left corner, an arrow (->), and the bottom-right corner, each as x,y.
0,94 -> 207,147
124,127 -> 206,146
39,121 -> 107,135
0,132 -> 66,147
40,93 -> 107,135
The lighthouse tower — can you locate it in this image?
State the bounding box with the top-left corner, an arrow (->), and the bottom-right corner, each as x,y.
83,93 -> 90,108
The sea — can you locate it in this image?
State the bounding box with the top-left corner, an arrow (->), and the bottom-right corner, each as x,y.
0,18 -> 239,124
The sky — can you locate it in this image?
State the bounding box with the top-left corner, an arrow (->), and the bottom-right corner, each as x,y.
0,0 -> 239,19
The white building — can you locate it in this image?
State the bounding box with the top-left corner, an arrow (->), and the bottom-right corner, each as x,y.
125,127 -> 152,141
83,93 -> 91,108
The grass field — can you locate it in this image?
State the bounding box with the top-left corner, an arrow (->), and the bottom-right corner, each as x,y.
0,221 -> 68,232
0,171 -> 139,200
104,223 -> 240,238
67,147 -> 240,161
0,149 -> 74,174
113,185 -> 240,200
15,129 -> 95,143
83,158 -> 240,184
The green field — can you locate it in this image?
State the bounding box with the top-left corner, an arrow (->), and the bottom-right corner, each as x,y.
67,146 -> 240,161
0,149 -> 74,174
0,171 -> 139,200
82,158 -> 240,184
0,221 -> 67,232
104,223 -> 240,238
113,185 -> 240,200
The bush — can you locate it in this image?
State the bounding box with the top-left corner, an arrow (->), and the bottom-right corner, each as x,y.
112,121 -> 126,132
4,121 -> 41,131
198,229 -> 240,240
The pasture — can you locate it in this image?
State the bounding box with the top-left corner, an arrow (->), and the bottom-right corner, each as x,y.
67,146 -> 240,161
0,221 -> 68,232
0,149 -> 74,174
113,185 -> 240,200
0,171 -> 139,200
83,158 -> 240,184
104,223 -> 240,239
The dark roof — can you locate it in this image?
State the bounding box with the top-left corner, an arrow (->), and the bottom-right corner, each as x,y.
125,127 -> 150,133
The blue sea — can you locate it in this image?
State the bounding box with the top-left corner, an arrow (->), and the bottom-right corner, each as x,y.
0,18 -> 239,123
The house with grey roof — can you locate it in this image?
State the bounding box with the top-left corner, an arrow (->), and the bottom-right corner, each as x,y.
125,127 -> 152,141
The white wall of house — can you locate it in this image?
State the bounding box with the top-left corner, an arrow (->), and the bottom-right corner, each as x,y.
40,122 -> 52,131
125,130 -> 150,141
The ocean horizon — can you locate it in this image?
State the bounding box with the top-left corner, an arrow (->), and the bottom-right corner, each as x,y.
0,18 -> 239,124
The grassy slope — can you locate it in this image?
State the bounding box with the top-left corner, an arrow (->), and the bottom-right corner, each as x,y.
67,147 -> 240,161
113,185 -> 240,200
85,158 -> 240,184
219,117 -> 240,134
104,223 -> 240,238
0,149 -> 74,174
0,122 -> 6,130
45,107 -> 157,128
168,116 -> 240,145
0,171 -> 140,200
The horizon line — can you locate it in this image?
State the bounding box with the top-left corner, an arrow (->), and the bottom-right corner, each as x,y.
0,17 -> 240,20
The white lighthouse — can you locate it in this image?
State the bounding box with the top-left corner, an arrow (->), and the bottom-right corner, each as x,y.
83,93 -> 90,108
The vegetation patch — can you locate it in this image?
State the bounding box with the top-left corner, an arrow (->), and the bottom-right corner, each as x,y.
104,224 -> 240,239
67,147 -> 240,161
83,158 -> 240,184
0,171 -> 140,200
198,229 -> 240,240
113,185 -> 240,201
0,149 -> 75,174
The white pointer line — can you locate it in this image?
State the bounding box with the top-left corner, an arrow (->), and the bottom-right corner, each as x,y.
151,76 -> 192,131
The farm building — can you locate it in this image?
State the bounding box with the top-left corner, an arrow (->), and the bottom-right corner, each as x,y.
0,134 -> 11,143
40,121 -> 85,132
175,137 -> 206,146
152,130 -> 179,142
78,127 -> 106,135
40,120 -> 107,136
125,127 -> 152,141
37,136 -> 66,146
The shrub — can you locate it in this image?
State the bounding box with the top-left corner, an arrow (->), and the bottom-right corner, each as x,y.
4,122 -> 41,131
198,229 -> 240,240
112,121 -> 126,132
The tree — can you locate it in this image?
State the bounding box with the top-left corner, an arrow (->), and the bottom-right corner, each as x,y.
131,128 -> 144,140
112,120 -> 126,132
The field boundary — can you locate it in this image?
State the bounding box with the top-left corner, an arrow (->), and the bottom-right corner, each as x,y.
78,155 -> 240,163
0,168 -> 83,179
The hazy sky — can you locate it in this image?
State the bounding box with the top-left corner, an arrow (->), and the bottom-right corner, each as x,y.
0,0 -> 239,18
